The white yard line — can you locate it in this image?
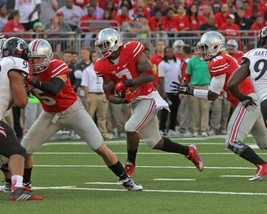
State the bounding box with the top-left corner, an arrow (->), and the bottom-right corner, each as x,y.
153,178 -> 196,181
31,186 -> 267,196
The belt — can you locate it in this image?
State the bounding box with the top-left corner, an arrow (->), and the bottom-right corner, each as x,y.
88,92 -> 104,95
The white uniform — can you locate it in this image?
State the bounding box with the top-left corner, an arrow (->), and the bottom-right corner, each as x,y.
0,57 -> 29,120
243,48 -> 267,103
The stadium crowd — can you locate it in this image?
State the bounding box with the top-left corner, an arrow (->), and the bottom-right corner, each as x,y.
1,0 -> 267,140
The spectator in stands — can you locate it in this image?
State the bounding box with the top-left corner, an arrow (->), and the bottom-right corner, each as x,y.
73,0 -> 89,12
199,5 -> 214,23
212,3 -> 221,15
45,13 -> 72,51
87,0 -> 104,20
199,14 -> 218,31
80,5 -> 97,33
81,51 -> 113,141
105,0 -> 117,18
121,14 -> 146,41
33,21 -> 44,38
250,14 -> 266,32
214,3 -> 230,28
219,14 -> 241,38
172,0 -> 183,14
56,0 -> 84,31
0,4 -> 7,32
40,0 -> 59,26
187,3 -> 202,32
243,0 -> 252,18
161,8 -> 176,32
233,6 -> 251,31
175,5 -> 189,32
115,5 -> 130,26
2,10 -> 26,38
117,0 -> 134,17
149,10 -> 163,31
149,0 -> 163,17
133,0 -> 151,20
14,0 -> 41,31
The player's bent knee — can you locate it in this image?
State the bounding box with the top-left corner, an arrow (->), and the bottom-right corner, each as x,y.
227,141 -> 248,155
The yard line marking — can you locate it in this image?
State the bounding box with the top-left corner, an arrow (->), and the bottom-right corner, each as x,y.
85,182 -> 120,185
31,186 -> 267,196
154,178 -> 196,181
220,175 -> 252,178
34,151 -> 267,155
33,164 -> 256,170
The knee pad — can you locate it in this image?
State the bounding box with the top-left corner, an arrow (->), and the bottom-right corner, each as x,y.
227,141 -> 248,155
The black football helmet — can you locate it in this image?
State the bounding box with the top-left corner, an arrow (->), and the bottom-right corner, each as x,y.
257,26 -> 267,48
1,37 -> 29,60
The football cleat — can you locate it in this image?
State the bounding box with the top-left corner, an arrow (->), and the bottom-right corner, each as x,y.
121,178 -> 143,191
249,163 -> 267,181
23,182 -> 32,192
0,182 -> 11,192
9,187 -> 43,201
124,161 -> 136,176
185,144 -> 204,172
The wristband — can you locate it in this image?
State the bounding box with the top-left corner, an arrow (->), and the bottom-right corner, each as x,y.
193,89 -> 208,99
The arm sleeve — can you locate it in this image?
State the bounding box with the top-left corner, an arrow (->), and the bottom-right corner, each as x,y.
208,74 -> 226,94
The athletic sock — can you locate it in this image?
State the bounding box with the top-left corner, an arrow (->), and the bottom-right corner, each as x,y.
240,147 -> 266,165
127,149 -> 138,165
108,161 -> 128,180
161,137 -> 189,156
23,168 -> 33,184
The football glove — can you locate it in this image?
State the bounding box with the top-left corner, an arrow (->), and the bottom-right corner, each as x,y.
170,80 -> 193,95
114,81 -> 126,96
239,95 -> 257,108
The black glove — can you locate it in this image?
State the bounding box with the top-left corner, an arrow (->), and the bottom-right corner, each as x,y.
239,95 -> 257,108
170,80 -> 193,95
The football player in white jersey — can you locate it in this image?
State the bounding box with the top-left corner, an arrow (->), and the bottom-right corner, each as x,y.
0,37 -> 43,201
227,26 -> 267,128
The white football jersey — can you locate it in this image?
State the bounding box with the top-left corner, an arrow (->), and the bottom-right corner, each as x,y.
0,56 -> 29,119
243,48 -> 267,103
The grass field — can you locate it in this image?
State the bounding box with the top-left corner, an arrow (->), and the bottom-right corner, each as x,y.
1,136 -> 267,214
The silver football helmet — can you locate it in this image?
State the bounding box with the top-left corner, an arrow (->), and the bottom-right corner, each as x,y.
196,31 -> 225,60
28,39 -> 53,74
172,39 -> 185,53
226,39 -> 238,53
257,26 -> 267,48
94,28 -> 123,59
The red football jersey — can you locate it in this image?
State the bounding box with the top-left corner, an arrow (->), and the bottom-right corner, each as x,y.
94,41 -> 156,97
209,53 -> 254,107
32,59 -> 77,112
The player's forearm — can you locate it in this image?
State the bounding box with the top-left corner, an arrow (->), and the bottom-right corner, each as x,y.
124,72 -> 154,87
28,77 -> 64,96
193,89 -> 219,101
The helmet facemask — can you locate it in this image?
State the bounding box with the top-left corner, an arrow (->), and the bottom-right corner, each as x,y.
28,39 -> 53,75
95,28 -> 122,59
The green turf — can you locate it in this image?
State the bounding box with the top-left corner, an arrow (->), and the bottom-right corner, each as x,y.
1,136 -> 267,213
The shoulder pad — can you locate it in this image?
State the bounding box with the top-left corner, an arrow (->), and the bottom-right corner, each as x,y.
123,41 -> 144,58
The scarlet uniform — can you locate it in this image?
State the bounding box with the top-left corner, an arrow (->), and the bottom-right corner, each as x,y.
95,41 -> 157,99
32,59 -> 77,112
95,40 -> 169,147
230,51 -> 244,64
209,53 -> 254,107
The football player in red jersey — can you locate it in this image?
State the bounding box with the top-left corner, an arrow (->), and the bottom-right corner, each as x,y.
171,31 -> 267,181
19,39 -> 143,192
94,28 -> 204,177
226,39 -> 244,64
